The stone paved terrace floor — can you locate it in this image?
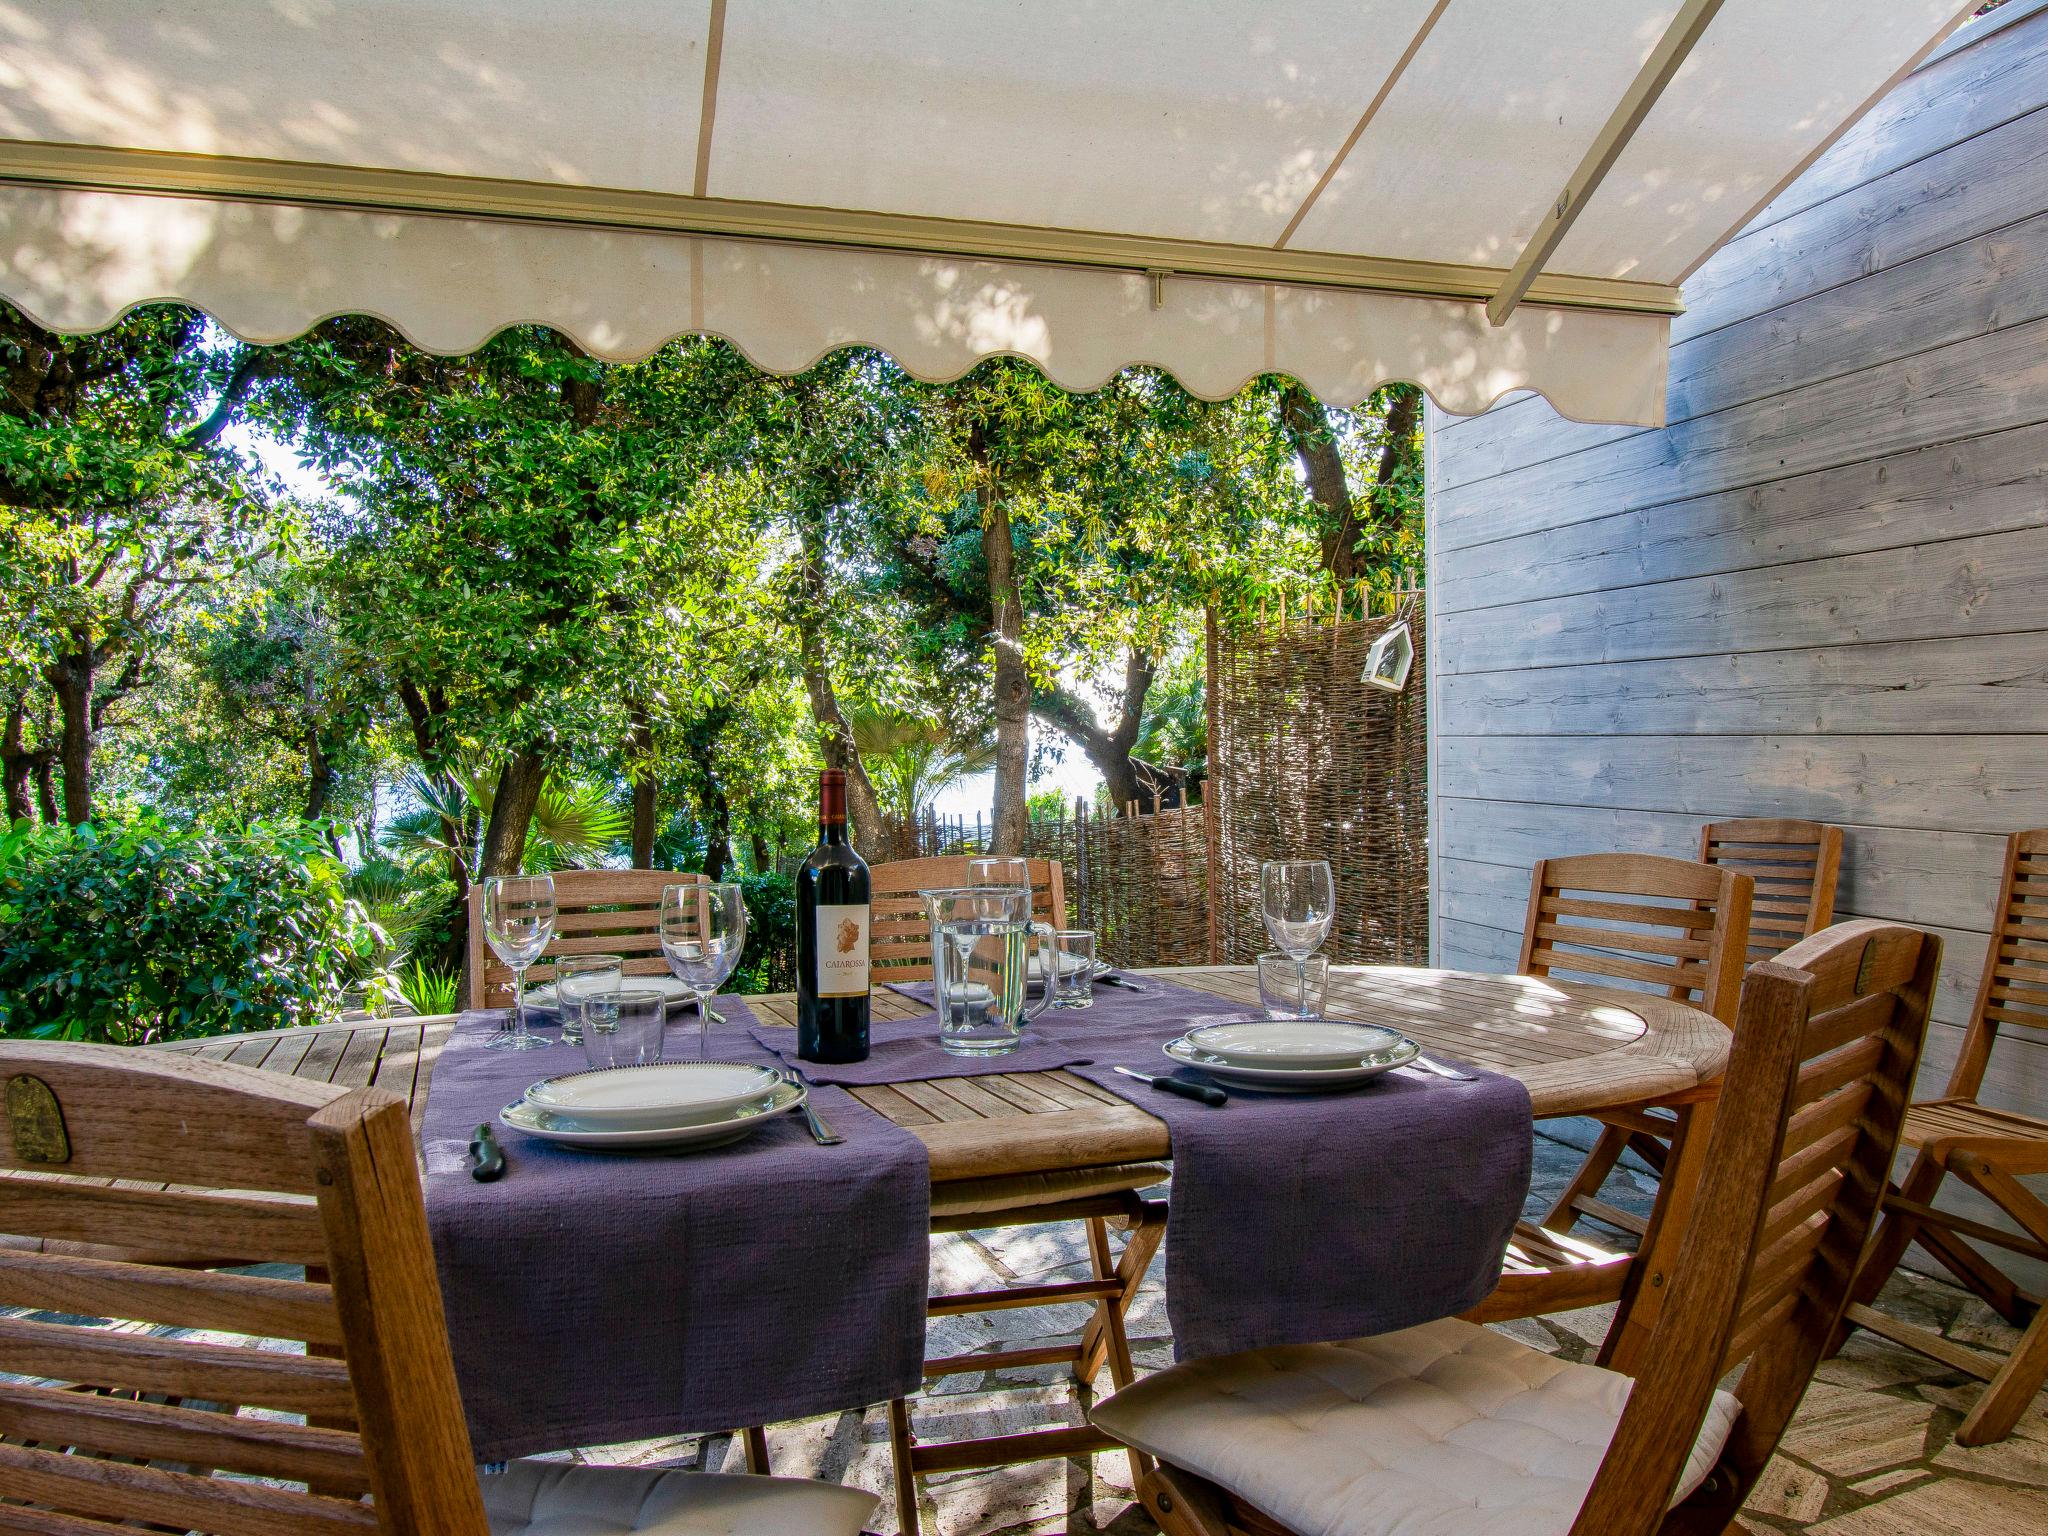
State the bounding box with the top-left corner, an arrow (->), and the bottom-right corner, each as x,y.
558,1127 -> 2048,1534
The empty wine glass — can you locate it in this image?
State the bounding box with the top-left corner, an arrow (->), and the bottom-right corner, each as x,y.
1260,860 -> 1334,1020
482,873 -> 556,1051
967,856 -> 1031,895
970,856 -> 1054,951
659,881 -> 748,1060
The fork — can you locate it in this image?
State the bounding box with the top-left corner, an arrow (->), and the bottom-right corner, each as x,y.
782,1067 -> 845,1146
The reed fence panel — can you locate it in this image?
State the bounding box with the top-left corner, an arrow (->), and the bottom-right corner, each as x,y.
1210,603 -> 1428,965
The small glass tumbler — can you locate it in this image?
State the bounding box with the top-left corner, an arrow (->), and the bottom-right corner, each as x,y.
581,987 -> 666,1071
1048,930 -> 1096,1010
552,953 -> 623,1046
1258,950 -> 1329,1020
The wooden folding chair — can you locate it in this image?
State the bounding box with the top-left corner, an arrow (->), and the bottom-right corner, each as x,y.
1831,827 -> 2048,1444
1523,853 -> 1754,1239
856,855 -> 1163,1531
868,854 -> 1068,982
466,867 -> 707,1010
1701,818 -> 1844,962
0,1042 -> 876,1534
1092,919 -> 1940,1536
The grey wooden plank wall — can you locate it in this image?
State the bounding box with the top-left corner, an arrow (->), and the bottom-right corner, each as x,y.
1425,4 -> 2048,1276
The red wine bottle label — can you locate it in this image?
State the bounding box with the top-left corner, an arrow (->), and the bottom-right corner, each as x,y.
813,903 -> 871,997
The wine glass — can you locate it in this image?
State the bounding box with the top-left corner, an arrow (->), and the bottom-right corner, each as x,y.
967,856 -> 1031,896
659,881 -> 748,1060
1260,860 -> 1334,1020
482,873 -> 556,1051
969,856 -> 1055,962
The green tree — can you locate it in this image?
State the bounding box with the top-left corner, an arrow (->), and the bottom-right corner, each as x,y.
0,303 -> 277,823
261,323 -> 764,881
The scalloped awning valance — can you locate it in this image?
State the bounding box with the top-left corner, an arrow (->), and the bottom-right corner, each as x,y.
0,0 -> 1976,426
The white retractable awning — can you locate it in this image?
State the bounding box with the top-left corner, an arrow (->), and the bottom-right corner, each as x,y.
0,1 -> 1974,425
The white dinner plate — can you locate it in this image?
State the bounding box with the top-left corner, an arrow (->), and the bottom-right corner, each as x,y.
1182,1017 -> 1408,1069
524,1061 -> 782,1129
1163,1032 -> 1421,1092
527,974 -> 697,1005
500,1080 -> 804,1151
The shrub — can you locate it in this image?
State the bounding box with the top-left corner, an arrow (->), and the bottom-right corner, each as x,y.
733,870 -> 796,994
0,816 -> 382,1044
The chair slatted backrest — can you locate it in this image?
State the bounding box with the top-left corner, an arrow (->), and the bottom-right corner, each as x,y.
466,868 -> 706,1009
1517,852 -> 1754,1026
869,857 -> 1068,981
1944,828 -> 2048,1101
1569,919 -> 1938,1535
1700,818 -> 1844,962
0,1043 -> 490,1534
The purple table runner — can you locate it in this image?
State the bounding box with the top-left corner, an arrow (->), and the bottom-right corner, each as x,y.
419,999 -> 930,1460
754,976 -> 1532,1362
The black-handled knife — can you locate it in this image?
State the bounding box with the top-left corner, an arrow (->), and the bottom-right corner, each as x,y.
1114,1066 -> 1226,1107
469,1122 -> 508,1181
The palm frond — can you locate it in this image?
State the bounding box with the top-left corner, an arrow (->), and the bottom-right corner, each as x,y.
527,774 -> 632,870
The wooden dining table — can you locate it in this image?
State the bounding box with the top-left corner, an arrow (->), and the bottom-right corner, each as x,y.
155,963 -> 1728,1173
155,964 -> 1729,1372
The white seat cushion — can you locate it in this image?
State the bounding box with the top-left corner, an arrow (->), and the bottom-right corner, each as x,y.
480,1460 -> 876,1536
1090,1316 -> 1740,1536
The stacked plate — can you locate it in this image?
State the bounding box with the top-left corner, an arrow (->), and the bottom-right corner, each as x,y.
1163,1017 -> 1421,1092
499,1061 -> 802,1151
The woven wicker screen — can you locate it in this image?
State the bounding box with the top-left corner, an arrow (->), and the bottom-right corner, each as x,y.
1211,603 -> 1428,965
856,802 -> 1212,968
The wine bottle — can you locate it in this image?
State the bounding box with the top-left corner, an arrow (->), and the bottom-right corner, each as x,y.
796,768 -> 872,1062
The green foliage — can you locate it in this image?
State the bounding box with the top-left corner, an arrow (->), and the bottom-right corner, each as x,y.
0,816 -> 380,1043
1026,787 -> 1073,822
1133,645 -> 1207,773
732,870 -> 797,994
397,961 -> 461,1016
849,706 -> 994,822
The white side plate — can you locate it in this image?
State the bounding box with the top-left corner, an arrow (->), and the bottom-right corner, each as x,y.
1163,1033 -> 1420,1093
1183,1018 -> 1407,1069
500,1080 -> 804,1150
524,1061 -> 782,1129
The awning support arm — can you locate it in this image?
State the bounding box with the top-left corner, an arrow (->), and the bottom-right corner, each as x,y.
1487,0 -> 1726,326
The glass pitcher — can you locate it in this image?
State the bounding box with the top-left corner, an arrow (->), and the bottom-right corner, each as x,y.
922,886 -> 1055,1056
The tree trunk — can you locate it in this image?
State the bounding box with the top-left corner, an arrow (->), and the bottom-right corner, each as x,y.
627,706 -> 657,868
478,749 -> 549,880
45,650 -> 93,826
1277,381 -> 1363,583
33,760 -> 58,825
1034,647 -> 1154,815
303,730 -> 336,820
303,731 -> 343,855
685,728 -> 734,880
1367,385 -> 1422,550
792,504 -> 886,853
749,828 -> 770,873
397,680 -> 470,897
2,695 -> 34,824
700,789 -> 732,880
973,427 -> 1030,856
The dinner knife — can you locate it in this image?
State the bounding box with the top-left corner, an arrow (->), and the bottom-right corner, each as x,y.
1113,1066 -> 1227,1107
